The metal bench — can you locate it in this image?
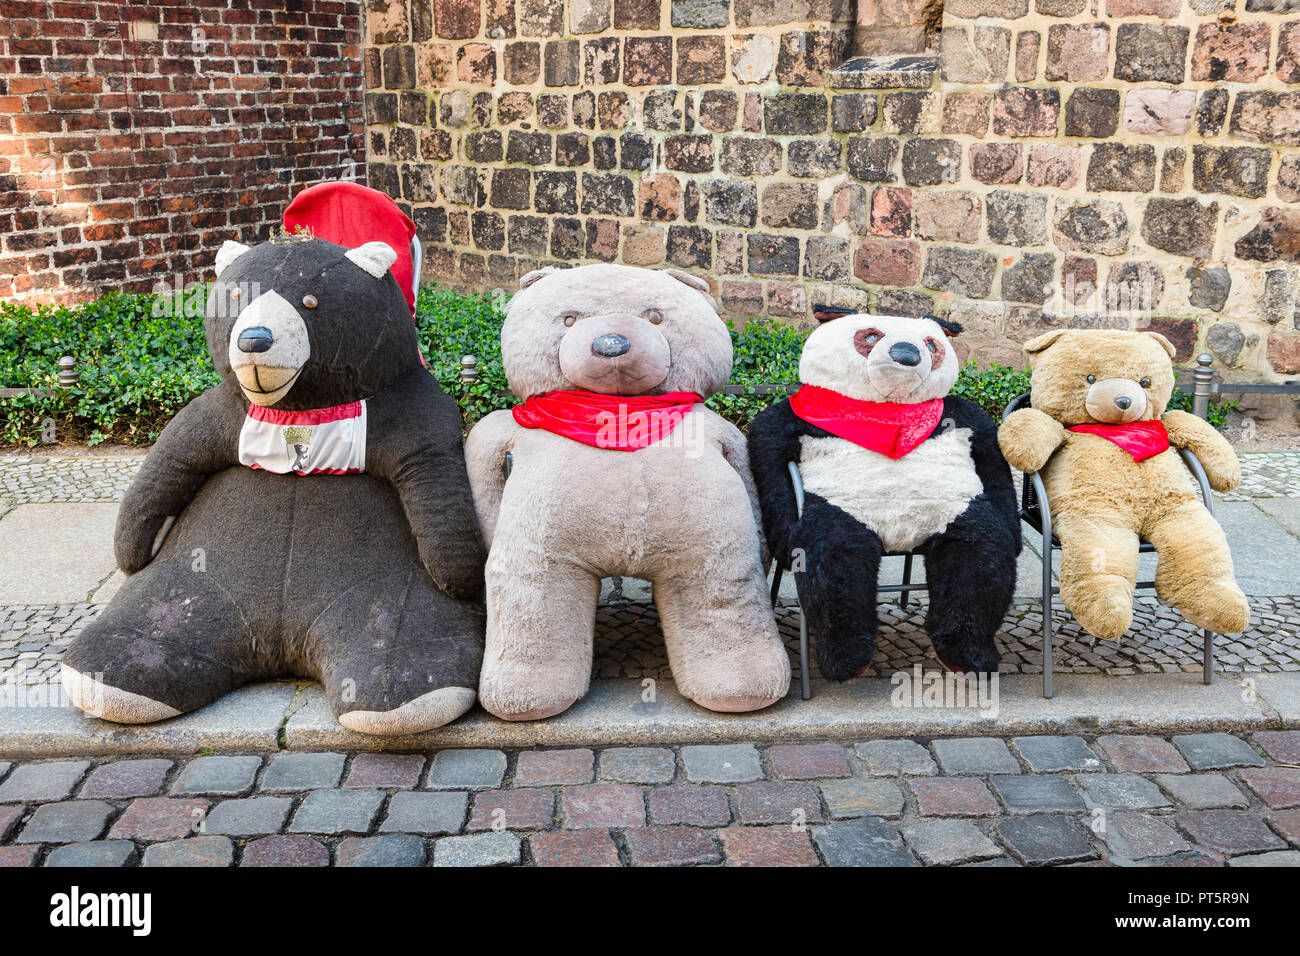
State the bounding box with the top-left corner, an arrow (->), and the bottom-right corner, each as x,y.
1002,391 -> 1218,698
769,460 -> 929,701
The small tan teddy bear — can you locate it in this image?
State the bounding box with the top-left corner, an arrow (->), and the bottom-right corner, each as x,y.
466,263 -> 791,720
998,328 -> 1249,641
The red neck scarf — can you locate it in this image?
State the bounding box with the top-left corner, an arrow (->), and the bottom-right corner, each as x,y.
512,389 -> 703,451
1069,420 -> 1170,462
790,384 -> 944,459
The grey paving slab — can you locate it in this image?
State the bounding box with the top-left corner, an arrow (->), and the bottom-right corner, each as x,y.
901,819 -> 1003,865
1154,773 -> 1250,809
379,791 -> 468,835
853,740 -> 937,776
261,752 -> 346,791
0,503 -> 118,603
0,682 -> 294,757
203,797 -> 292,837
1100,812 -> 1191,861
171,755 -> 261,796
1215,501 -> 1300,596
991,775 -> 1087,814
812,817 -> 918,867
336,834 -> 427,867
932,738 -> 1021,775
1078,774 -> 1173,811
817,778 -> 906,819
434,831 -> 521,867
289,789 -> 385,835
141,836 -> 233,867
598,747 -> 676,784
426,749 -> 507,790
0,760 -> 89,802
1252,673 -> 1300,725
16,800 -> 113,843
995,815 -> 1099,865
1010,736 -> 1104,772
1256,498 -> 1300,537
1229,850 -> 1300,867
1172,733 -> 1267,770
681,744 -> 762,783
44,840 -> 136,867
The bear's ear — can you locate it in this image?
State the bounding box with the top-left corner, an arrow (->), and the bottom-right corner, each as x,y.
664,269 -> 718,311
214,240 -> 251,278
344,241 -> 398,279
1023,328 -> 1071,355
519,266 -> 559,291
924,314 -> 963,338
1141,330 -> 1176,359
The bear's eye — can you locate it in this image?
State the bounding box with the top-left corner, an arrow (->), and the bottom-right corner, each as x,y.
864,332 -> 879,344
228,287 -> 241,301
1140,377 -> 1151,388
302,294 -> 318,309
925,338 -> 938,353
1086,374 -> 1096,384
562,314 -> 577,327
647,309 -> 664,325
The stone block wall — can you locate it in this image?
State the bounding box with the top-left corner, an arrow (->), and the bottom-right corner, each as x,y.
0,0 -> 365,304
364,0 -> 1300,383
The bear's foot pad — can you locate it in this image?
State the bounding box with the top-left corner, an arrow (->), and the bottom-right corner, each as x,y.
338,686 -> 476,736
61,664 -> 184,724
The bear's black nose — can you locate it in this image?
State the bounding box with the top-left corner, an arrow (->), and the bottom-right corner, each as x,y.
888,342 -> 922,367
592,333 -> 631,358
1115,396 -> 1132,410
237,326 -> 274,353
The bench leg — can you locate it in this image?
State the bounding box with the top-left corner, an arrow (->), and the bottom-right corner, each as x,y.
1043,542 -> 1055,700
900,553 -> 913,608
1204,628 -> 1215,685
799,601 -> 811,701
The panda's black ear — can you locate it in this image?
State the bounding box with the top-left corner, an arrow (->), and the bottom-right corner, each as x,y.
925,314 -> 963,338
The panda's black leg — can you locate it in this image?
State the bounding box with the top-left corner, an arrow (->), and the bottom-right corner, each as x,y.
921,496 -> 1018,673
791,496 -> 883,682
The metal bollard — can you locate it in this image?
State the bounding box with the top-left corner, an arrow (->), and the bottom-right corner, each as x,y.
1191,352 -> 1213,420
460,354 -> 479,386
57,356 -> 79,390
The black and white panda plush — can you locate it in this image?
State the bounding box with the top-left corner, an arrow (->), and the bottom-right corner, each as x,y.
747,313 -> 1020,679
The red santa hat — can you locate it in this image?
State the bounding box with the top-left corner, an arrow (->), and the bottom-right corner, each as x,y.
284,181 -> 418,316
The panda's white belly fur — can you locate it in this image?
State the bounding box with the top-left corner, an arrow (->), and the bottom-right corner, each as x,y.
798,428 -> 983,552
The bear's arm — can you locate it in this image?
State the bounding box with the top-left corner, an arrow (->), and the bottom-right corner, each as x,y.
365,369 -> 487,601
746,400 -> 812,570
943,396 -> 1022,550
711,410 -> 771,568
1161,409 -> 1242,493
998,407 -> 1067,474
115,381 -> 246,574
463,408 -> 519,550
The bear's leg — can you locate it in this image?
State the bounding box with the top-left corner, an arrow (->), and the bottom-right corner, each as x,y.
477,548 -> 600,721
1144,502 -> 1250,634
61,560 -> 257,723
652,563 -> 791,713
789,497 -> 883,682
310,570 -> 486,735
922,499 -> 1018,673
1055,513 -> 1140,640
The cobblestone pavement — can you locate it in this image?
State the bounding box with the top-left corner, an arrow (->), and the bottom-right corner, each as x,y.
1,732 -> 1297,866
4,595 -> 1296,690
0,454 -> 142,504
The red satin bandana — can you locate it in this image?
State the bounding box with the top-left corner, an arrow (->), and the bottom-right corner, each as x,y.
790,384 -> 945,459
1069,419 -> 1170,462
512,389 -> 704,451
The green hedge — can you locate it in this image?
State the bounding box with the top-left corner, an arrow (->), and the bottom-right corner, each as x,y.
0,284 -> 1229,445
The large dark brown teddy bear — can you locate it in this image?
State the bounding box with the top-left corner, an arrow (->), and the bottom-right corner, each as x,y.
61,232 -> 486,735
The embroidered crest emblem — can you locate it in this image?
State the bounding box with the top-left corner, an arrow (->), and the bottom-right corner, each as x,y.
282,425 -> 313,471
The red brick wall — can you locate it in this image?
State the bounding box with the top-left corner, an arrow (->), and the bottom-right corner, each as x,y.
0,0 -> 365,304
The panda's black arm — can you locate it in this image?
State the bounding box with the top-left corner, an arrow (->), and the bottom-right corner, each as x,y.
942,395 -> 1022,549
746,400 -> 815,570
115,380 -> 245,574
366,368 -> 487,601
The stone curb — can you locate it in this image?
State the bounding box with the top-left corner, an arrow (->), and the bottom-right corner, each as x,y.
1,673 -> 1296,758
